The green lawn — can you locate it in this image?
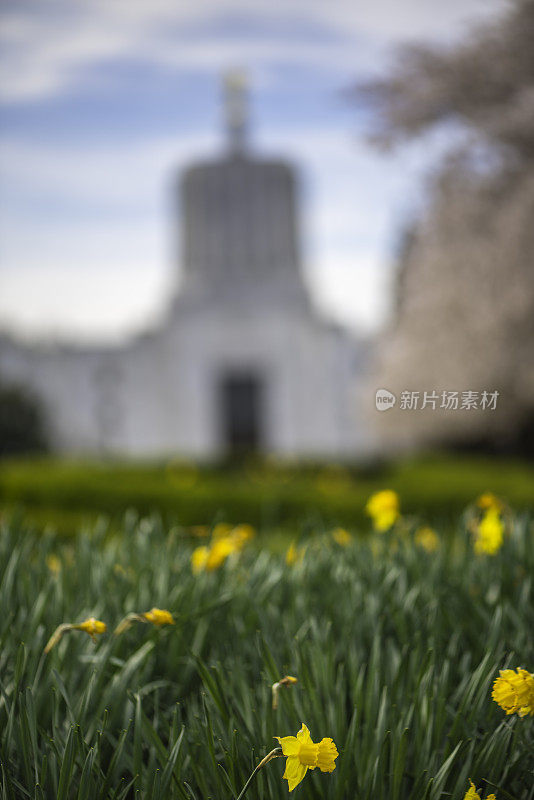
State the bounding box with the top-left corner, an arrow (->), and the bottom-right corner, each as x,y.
1,509 -> 533,798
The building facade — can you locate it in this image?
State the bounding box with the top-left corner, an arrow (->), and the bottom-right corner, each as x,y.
0,77 -> 373,459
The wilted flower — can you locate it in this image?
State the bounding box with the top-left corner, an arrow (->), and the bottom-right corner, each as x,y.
414,526 -> 439,552
44,616 -> 107,653
365,490 -> 400,532
463,780 -> 496,800
332,527 -> 352,546
492,667 -> 534,716
474,507 -> 504,555
272,675 -> 298,709
276,723 -> 338,791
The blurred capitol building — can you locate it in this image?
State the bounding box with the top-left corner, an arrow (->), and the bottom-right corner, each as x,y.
0,75 -> 372,458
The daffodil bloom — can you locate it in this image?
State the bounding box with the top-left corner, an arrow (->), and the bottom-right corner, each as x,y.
213,523 -> 254,552
143,608 -> 174,626
279,675 -> 298,685
276,723 -> 338,791
231,523 -> 255,547
74,617 -> 107,639
45,616 -> 107,653
46,554 -> 61,575
474,507 -> 504,555
191,527 -> 246,574
191,545 -> 210,574
476,492 -> 502,511
332,527 -> 352,546
285,541 -> 305,566
114,607 -> 174,634
492,667 -> 534,716
414,526 -> 439,552
365,490 -> 400,532
286,542 -> 298,566
205,536 -> 237,569
463,780 -> 496,800
272,675 -> 298,709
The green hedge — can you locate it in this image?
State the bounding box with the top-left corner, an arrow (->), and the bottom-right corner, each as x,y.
1,454 -> 533,535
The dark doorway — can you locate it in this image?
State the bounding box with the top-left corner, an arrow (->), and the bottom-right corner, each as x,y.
220,373 -> 262,453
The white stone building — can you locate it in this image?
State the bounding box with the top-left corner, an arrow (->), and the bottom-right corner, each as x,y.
0,78 -> 373,459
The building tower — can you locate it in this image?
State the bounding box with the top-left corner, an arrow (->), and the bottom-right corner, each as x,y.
177,71 -> 309,310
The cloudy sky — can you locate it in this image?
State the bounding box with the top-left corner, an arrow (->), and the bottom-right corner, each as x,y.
0,0 -> 505,343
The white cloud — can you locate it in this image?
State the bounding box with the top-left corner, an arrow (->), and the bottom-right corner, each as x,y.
0,0 -> 506,101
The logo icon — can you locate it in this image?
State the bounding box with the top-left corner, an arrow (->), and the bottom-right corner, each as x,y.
375,389 -> 396,411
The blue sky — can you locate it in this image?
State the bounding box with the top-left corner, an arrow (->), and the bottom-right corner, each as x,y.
0,0 -> 505,343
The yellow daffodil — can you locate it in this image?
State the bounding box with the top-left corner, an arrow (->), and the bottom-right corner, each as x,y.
231,523 -> 256,547
191,521 -> 255,574
272,675 -> 298,709
191,545 -> 210,574
44,616 -> 107,653
191,532 -> 241,574
414,526 -> 439,552
276,723 -> 338,791
286,541 -> 305,566
143,608 -> 174,626
205,536 -> 237,569
476,493 -> 502,511
114,607 -> 174,634
474,507 -> 504,555
464,781 -> 479,800
74,617 -> 107,639
492,667 -> 534,717
365,490 -> 400,532
280,675 -> 298,685
46,554 -> 61,575
463,780 -> 496,800
332,527 -> 352,546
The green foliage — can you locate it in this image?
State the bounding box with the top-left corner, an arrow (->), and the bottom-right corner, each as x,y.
0,510 -> 533,798
0,384 -> 48,457
1,454 -> 534,535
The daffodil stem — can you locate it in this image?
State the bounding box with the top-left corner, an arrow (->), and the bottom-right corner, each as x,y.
234,747 -> 282,800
